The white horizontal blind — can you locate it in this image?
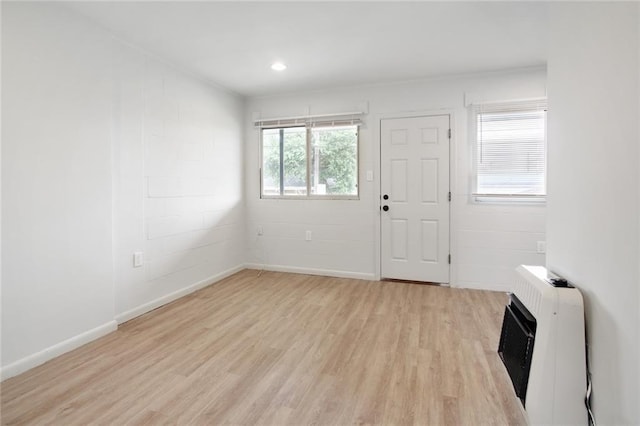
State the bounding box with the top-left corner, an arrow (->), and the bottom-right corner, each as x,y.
474,100 -> 547,198
254,112 -> 363,129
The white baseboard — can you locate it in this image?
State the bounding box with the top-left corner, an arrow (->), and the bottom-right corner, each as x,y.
1,263 -> 367,382
0,320 -> 118,381
456,280 -> 511,293
244,263 -> 375,281
115,264 -> 245,324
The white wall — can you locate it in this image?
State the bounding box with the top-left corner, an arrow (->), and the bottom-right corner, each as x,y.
245,68 -> 547,290
547,3 -> 639,424
112,40 -> 245,323
1,3 -> 246,377
2,2 -> 116,372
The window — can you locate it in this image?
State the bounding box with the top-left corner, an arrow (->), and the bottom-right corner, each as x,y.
260,124 -> 359,198
472,100 -> 547,202
262,127 -> 308,196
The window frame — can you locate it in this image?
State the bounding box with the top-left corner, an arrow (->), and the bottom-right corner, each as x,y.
470,99 -> 547,205
259,124 -> 360,200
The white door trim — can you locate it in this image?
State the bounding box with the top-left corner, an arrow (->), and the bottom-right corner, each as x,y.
373,109 -> 457,283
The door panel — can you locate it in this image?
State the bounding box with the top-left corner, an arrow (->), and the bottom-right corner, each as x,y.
391,160 -> 408,201
421,159 -> 439,203
391,219 -> 408,260
381,115 -> 450,283
421,220 -> 439,262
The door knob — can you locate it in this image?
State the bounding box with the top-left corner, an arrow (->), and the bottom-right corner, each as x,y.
382,205 -> 389,211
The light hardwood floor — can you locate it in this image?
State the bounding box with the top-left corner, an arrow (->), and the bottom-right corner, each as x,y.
1,270 -> 526,425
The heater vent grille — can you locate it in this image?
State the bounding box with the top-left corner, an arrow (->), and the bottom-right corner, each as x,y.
514,274 -> 543,318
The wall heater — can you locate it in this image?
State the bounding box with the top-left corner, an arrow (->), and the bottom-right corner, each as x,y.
499,265 -> 587,425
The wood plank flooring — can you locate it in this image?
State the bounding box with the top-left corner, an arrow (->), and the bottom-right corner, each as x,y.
1,270 -> 526,425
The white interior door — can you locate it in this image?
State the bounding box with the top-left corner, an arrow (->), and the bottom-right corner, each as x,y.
380,115 -> 450,283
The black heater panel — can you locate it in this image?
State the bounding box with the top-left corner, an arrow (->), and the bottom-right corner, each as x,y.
498,294 -> 536,406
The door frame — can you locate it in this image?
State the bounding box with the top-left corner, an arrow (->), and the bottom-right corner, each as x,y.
373,109 -> 457,284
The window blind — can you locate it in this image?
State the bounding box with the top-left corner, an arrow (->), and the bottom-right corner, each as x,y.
474,100 -> 547,197
254,112 -> 363,129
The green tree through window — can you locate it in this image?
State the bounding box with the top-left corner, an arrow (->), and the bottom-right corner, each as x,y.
311,127 -> 358,195
261,125 -> 358,198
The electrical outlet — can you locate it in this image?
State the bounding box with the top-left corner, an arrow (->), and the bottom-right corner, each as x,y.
537,241 -> 546,254
305,230 -> 312,241
133,251 -> 144,267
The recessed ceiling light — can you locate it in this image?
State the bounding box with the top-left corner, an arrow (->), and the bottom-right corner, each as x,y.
271,62 -> 287,71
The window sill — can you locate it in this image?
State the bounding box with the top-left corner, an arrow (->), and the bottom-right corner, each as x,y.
260,195 -> 360,201
471,194 -> 546,205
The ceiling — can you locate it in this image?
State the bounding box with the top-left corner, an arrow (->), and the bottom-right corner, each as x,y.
65,1 -> 549,97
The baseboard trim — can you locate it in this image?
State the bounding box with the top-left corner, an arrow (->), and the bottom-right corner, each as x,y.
0,320 -> 118,381
456,280 -> 511,293
1,263 -> 368,381
244,263 -> 375,281
115,264 -> 245,325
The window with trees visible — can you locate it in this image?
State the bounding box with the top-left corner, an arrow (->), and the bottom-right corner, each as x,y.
472,100 -> 547,203
261,125 -> 359,198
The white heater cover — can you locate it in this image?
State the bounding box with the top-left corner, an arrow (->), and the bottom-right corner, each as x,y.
513,265 -> 587,426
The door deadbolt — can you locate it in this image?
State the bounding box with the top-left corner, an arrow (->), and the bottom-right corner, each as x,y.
383,194 -> 389,200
